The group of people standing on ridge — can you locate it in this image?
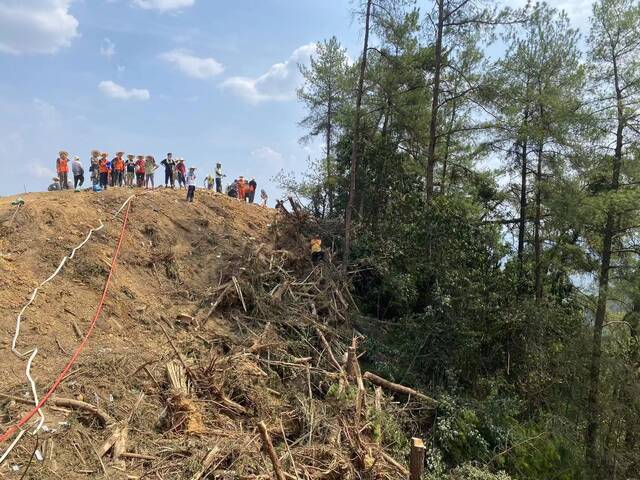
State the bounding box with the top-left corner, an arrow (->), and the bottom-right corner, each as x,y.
52,150 -> 266,206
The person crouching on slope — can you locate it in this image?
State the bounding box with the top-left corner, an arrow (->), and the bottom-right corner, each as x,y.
98,153 -> 110,190
145,155 -> 157,189
310,235 -> 324,265
186,167 -> 197,202
72,156 -> 84,190
204,173 -> 215,191
56,151 -> 70,190
176,158 -> 187,189
135,155 -> 145,187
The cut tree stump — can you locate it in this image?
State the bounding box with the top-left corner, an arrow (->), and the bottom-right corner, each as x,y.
409,437 -> 426,480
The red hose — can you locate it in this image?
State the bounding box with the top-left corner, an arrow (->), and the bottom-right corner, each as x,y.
0,200 -> 132,445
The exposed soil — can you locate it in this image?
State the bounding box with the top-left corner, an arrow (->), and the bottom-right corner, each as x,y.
0,188 -> 415,480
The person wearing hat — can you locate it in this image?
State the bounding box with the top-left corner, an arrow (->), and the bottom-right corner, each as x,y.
144,155 -> 157,189
236,176 -> 246,201
186,167 -> 197,202
175,158 -> 187,189
135,155 -> 146,187
125,154 -> 136,187
56,151 -> 70,190
98,153 -> 111,189
48,177 -> 61,191
89,150 -> 100,186
215,163 -> 225,193
72,155 -> 84,190
112,152 -> 125,187
161,152 -> 176,189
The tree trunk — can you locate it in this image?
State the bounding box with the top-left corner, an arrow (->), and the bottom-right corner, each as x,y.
426,0 -> 444,200
343,0 -> 372,269
585,53 -> 624,478
440,103 -> 457,196
326,98 -> 333,217
517,112 -> 529,293
534,105 -> 544,302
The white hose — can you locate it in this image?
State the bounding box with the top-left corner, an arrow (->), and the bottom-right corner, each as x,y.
2,194 -> 135,464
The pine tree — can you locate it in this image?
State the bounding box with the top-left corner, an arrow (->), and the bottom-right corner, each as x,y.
297,37 -> 350,218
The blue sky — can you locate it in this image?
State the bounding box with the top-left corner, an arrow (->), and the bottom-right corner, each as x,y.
0,0 -> 363,198
0,0 -> 593,199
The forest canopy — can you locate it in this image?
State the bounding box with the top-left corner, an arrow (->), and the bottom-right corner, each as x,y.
283,0 -> 640,478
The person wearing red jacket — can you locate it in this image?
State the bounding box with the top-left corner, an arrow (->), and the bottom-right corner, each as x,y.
135,155 -> 146,187
112,152 -> 125,187
98,153 -> 111,190
56,151 -> 70,190
175,158 -> 187,189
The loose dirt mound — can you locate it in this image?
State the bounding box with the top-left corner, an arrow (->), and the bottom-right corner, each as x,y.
0,189 -> 421,479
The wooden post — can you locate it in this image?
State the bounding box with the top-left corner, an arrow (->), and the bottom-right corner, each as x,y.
258,421 -> 287,480
409,437 -> 425,480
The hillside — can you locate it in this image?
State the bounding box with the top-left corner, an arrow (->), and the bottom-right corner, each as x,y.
0,189 -> 420,479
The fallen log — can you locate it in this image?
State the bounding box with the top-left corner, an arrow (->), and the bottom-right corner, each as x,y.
362,372 -> 437,407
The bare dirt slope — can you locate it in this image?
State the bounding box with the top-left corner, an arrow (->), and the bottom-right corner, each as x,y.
0,188 -> 412,480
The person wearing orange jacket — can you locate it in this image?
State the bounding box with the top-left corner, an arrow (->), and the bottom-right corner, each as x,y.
56,151 -> 70,190
237,176 -> 246,201
112,152 -> 125,187
98,152 -> 111,190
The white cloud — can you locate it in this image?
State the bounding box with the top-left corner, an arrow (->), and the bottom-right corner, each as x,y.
0,0 -> 79,54
160,49 -> 224,79
27,162 -> 56,180
33,98 -> 62,126
98,80 -> 150,101
100,38 -> 116,58
251,147 -> 285,168
132,0 -> 195,12
220,43 -> 317,104
508,0 -> 593,29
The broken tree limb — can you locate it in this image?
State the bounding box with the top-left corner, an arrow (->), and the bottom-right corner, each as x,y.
381,451 -> 410,478
362,372 -> 438,408
347,346 -> 366,420
155,320 -> 195,382
315,327 -> 344,374
120,452 -> 158,461
0,393 -> 115,426
409,437 -> 426,480
258,421 -> 287,480
188,446 -> 220,480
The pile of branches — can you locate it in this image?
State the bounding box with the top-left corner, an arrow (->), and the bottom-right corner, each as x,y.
1,214 -> 437,479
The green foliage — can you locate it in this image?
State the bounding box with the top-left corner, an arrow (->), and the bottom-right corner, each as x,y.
427,464 -> 514,480
293,0 -> 640,477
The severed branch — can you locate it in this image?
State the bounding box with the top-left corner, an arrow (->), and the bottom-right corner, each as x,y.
1,393 -> 115,426
315,327 -> 344,374
362,372 -> 438,408
258,421 -> 287,480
